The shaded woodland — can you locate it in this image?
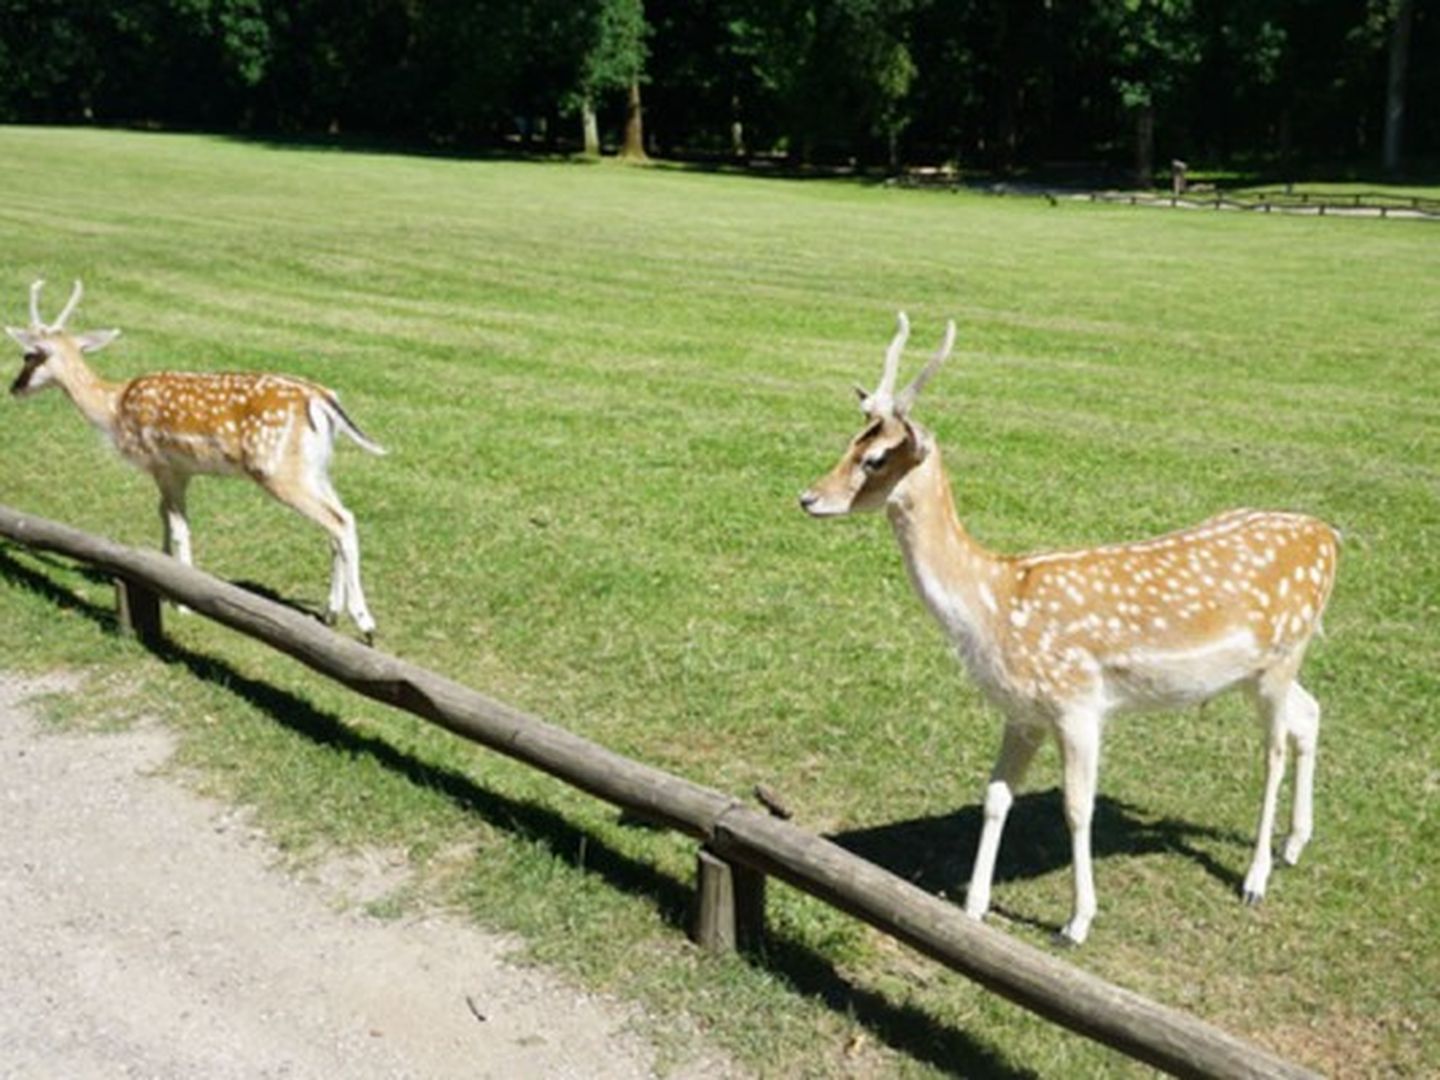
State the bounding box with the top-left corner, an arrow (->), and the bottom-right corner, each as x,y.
1,1 -> 1433,177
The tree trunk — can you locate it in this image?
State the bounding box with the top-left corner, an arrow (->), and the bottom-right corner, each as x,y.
1277,105 -> 1293,173
620,79 -> 648,161
1384,0 -> 1414,173
730,94 -> 746,158
1133,103 -> 1155,188
581,96 -> 600,157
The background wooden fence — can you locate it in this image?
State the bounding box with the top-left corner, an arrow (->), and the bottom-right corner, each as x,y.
0,502 -> 1319,1080
1074,189 -> 1440,218
890,171 -> 1440,219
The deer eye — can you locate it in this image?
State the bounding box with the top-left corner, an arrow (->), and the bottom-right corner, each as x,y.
861,449 -> 889,473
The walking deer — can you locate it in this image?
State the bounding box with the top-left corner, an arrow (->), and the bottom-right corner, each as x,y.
7,280 -> 385,641
800,313 -> 1338,944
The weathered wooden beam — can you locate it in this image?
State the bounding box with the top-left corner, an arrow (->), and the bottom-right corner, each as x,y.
0,503 -> 1319,1080
693,846 -> 766,954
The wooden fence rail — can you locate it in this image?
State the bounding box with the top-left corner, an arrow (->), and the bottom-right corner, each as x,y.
1075,189 -> 1440,218
0,502 -> 1317,1080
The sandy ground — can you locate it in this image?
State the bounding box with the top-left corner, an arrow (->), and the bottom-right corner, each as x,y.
0,674 -> 735,1080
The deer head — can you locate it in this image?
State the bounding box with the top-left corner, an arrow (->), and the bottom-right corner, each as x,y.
799,312 -> 956,517
6,280 -> 121,397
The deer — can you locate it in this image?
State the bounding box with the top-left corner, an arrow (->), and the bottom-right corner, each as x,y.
800,313 -> 1338,945
6,280 -> 385,642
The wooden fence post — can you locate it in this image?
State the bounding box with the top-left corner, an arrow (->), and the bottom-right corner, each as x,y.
114,576 -> 162,645
693,846 -> 766,953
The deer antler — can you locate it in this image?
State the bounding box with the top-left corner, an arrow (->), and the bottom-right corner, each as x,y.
52,280 -> 84,330
895,319 -> 956,415
862,311 -> 910,414
29,280 -> 45,329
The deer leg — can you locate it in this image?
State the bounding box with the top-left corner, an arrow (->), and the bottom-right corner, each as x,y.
1055,710 -> 1101,945
332,500 -> 375,642
1282,683 -> 1320,867
263,424 -> 378,642
155,473 -> 192,566
323,534 -> 345,627
965,722 -> 1041,922
1243,677 -> 1292,905
155,473 -> 193,614
261,474 -> 373,640
311,470 -> 375,641
286,481 -> 375,641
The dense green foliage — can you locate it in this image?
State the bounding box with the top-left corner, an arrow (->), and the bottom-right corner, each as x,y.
1,127 -> 1436,1076
1,1 -> 1435,172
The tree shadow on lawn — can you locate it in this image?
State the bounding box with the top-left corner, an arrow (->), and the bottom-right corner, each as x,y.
1,542 -> 1075,1078
829,791 -> 1250,916
213,129 -> 890,187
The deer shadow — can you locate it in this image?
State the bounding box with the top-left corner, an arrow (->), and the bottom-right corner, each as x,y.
229,578 -> 333,624
0,541 -> 1036,1080
829,789 -> 1250,929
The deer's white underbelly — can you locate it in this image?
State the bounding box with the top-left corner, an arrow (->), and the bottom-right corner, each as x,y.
1100,629 -> 1262,712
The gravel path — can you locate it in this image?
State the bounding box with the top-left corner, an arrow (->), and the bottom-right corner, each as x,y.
0,674 -> 733,1080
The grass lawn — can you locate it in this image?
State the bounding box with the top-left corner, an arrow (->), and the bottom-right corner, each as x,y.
0,126 -> 1436,1077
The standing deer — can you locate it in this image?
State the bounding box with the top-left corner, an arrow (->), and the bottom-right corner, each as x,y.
6,280 -> 385,641
800,313 -> 1338,945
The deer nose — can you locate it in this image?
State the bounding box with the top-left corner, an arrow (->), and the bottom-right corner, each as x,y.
799,491 -> 819,512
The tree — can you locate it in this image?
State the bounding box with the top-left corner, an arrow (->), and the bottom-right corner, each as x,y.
571,0 -> 650,157
1384,0 -> 1416,172
837,0 -> 918,171
1094,0 -> 1203,186
0,0 -> 102,121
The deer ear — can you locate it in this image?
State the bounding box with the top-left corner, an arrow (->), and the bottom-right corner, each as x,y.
75,329 -> 121,353
5,326 -> 38,350
901,417 -> 931,456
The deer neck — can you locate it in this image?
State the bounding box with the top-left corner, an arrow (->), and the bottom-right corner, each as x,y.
885,446 -> 1004,651
51,349 -> 121,434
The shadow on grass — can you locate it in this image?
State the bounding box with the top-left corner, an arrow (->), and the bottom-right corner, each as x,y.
1,541 -> 1038,1078
0,544 -> 121,625
230,578 -> 329,622
0,543 -> 332,626
829,791 -> 1250,908
210,129 -> 891,187
154,126 -> 1440,195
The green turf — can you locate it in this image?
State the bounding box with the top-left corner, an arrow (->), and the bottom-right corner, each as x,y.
1,126 -> 1436,1077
